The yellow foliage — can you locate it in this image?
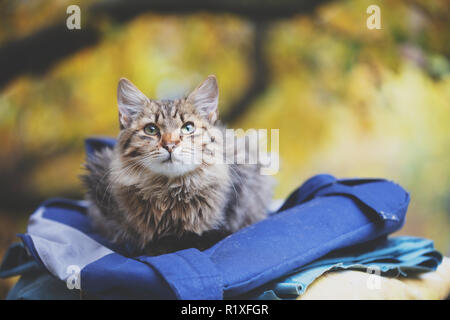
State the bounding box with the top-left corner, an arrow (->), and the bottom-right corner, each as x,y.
0,0 -> 449,257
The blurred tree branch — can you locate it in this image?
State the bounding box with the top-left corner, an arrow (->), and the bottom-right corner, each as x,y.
90,0 -> 330,21
222,21 -> 269,124
0,142 -> 83,214
0,0 -> 330,89
0,24 -> 100,90
0,0 -> 331,214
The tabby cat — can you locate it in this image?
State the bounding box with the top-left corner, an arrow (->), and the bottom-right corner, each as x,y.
82,75 -> 274,256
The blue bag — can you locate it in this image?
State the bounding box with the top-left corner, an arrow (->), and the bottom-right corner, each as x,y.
2,138 -> 411,299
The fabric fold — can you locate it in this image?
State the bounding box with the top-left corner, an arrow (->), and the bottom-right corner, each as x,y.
252,236 -> 443,300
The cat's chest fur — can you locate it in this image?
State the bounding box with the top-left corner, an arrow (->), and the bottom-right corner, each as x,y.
110,161 -> 231,246
83,146 -> 272,255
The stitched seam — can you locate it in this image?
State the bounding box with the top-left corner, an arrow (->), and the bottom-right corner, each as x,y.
174,251 -> 222,286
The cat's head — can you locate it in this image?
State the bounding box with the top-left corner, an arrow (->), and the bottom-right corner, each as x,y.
116,75 -> 223,177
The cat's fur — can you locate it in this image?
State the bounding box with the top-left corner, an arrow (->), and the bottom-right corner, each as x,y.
81,75 -> 274,256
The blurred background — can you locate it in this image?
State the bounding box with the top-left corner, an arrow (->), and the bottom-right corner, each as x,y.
0,0 -> 449,297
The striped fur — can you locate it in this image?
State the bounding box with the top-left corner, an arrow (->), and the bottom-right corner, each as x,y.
81,76 -> 274,256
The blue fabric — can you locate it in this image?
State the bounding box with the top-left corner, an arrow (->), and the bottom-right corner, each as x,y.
0,138 -> 412,299
251,236 -> 443,299
1,236 -> 442,300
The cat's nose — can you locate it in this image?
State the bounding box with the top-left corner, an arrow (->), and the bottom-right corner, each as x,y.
161,133 -> 180,153
162,143 -> 178,153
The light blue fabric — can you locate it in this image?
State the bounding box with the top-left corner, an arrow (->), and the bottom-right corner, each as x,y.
253,236 -> 443,300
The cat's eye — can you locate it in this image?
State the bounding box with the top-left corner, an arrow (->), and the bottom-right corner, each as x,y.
181,122 -> 195,134
144,124 -> 159,135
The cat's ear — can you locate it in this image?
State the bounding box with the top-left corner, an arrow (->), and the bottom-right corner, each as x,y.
117,78 -> 150,129
187,75 -> 219,123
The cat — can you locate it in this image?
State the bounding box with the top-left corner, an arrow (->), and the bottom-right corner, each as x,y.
81,75 -> 274,256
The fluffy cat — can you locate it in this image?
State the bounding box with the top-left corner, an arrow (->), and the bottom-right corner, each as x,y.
81,75 -> 274,256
